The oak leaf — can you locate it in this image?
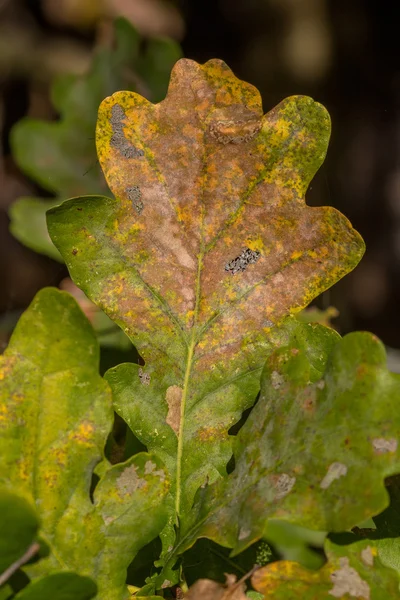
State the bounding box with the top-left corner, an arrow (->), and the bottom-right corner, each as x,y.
47,58 -> 364,558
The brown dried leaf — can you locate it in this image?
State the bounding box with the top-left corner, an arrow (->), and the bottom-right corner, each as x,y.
185,573 -> 247,600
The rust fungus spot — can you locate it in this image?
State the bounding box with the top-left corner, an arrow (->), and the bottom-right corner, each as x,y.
165,385 -> 183,436
110,103 -> 144,159
126,185 -> 144,214
138,367 -> 151,385
225,248 -> 261,274
197,426 -> 224,441
302,393 -> 316,413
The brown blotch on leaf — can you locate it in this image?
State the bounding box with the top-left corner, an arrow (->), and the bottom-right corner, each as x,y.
197,426 -> 225,441
185,572 -> 251,600
72,248 -> 78,255
166,385 -> 183,436
208,105 -> 262,144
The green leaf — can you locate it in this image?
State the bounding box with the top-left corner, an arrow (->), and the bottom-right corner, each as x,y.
9,197 -> 63,262
47,58 -> 364,573
166,329 -> 400,574
345,475 -> 400,580
251,538 -> 400,598
0,490 -> 38,574
260,521 -> 326,570
0,288 -> 169,599
9,18 -> 181,259
13,573 -> 97,600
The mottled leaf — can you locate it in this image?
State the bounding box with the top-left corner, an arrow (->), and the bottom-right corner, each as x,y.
251,539 -> 400,599
166,329 -> 400,571
47,59 -> 364,562
9,18 -> 181,260
0,288 -> 169,599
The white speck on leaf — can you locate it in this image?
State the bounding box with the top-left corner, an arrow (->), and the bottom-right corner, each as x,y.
271,370 -> 285,390
238,527 -> 251,541
372,438 -> 397,454
361,546 -> 375,567
329,557 -> 370,599
320,462 -> 347,489
275,473 -> 296,499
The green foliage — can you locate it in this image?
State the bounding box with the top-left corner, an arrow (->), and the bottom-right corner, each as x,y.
0,490 -> 97,599
0,289 -> 169,599
2,54 -> 400,599
0,491 -> 38,574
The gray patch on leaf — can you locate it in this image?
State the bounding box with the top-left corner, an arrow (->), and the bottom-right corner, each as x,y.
138,367 -> 151,385
271,370 -> 285,390
361,546 -> 374,567
116,465 -> 146,496
126,185 -> 144,214
144,460 -> 166,481
275,473 -> 296,499
110,104 -> 144,158
317,379 -> 325,389
225,248 -> 261,274
238,527 -> 251,541
320,462 -> 348,489
372,438 -> 398,454
329,557 -> 370,599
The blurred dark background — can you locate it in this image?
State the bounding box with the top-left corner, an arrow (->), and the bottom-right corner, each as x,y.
1,0 -> 399,351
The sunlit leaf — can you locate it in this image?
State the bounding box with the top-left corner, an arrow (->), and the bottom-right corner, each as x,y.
0,288 -> 169,599
47,58 -> 364,570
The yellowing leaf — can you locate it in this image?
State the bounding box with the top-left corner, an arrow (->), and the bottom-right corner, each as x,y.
0,288 -> 169,599
47,58 -> 364,562
251,539 -> 399,599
